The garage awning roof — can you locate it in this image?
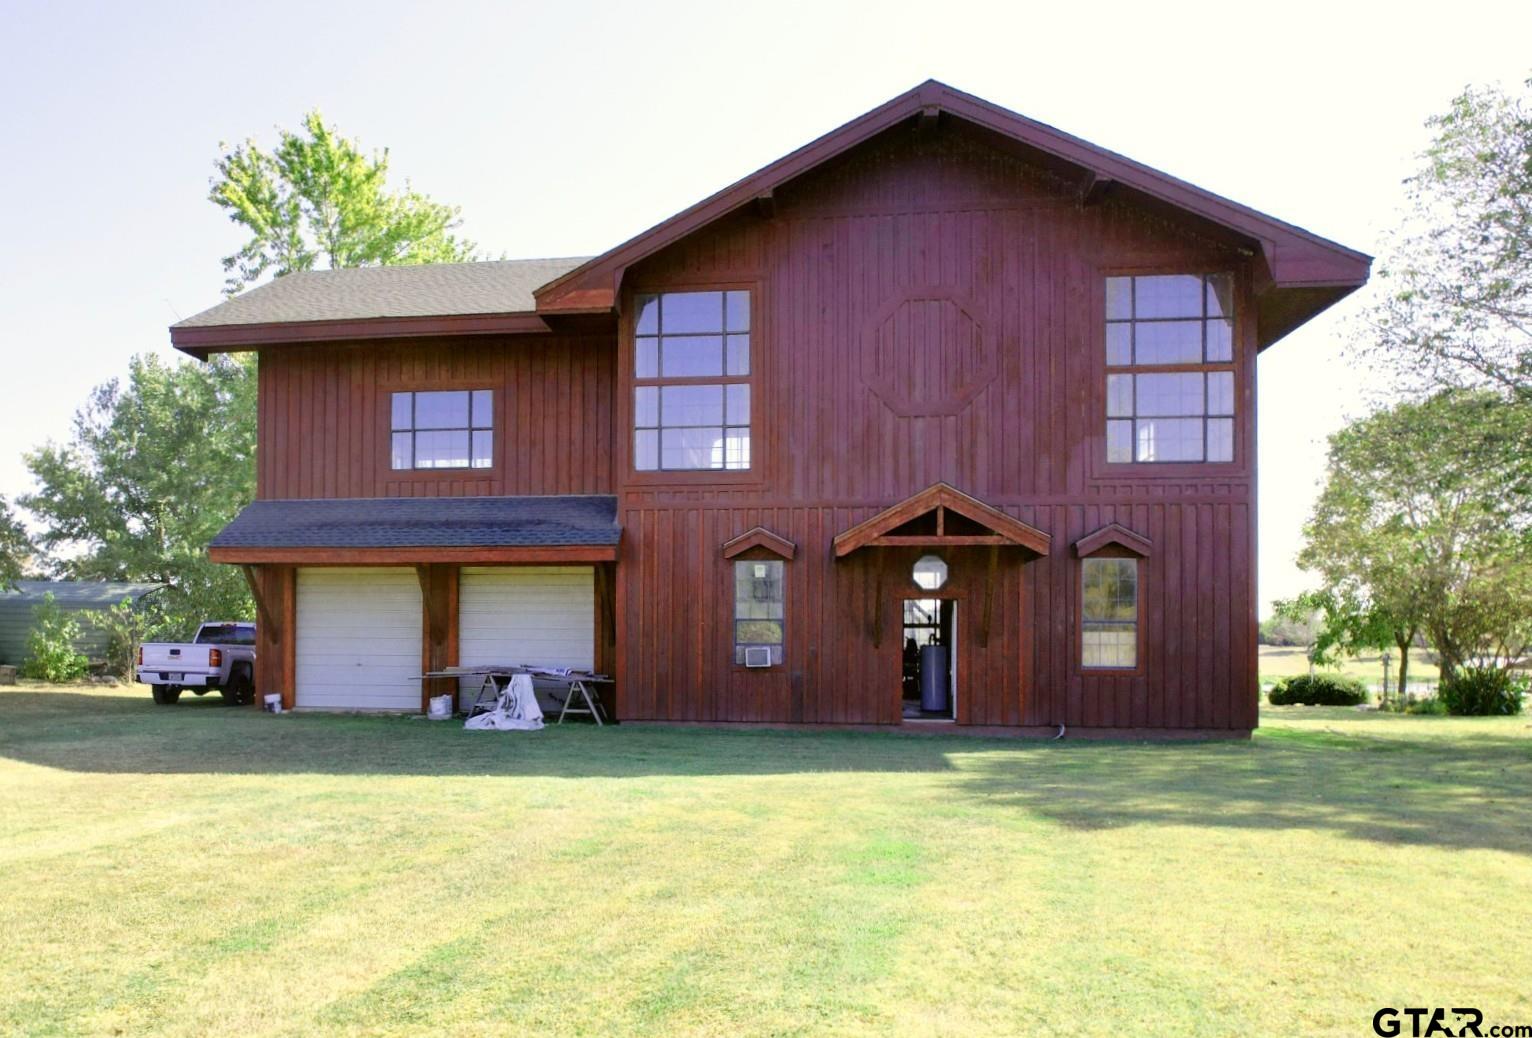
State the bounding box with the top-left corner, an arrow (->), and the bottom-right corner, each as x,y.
208,495 -> 620,564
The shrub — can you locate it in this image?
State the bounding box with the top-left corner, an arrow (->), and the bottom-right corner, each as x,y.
1439,667 -> 1526,716
1267,673 -> 1368,706
1404,696 -> 1448,716
20,593 -> 89,683
82,597 -> 167,679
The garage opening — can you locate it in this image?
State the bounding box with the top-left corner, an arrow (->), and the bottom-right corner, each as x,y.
457,566 -> 596,712
295,567 -> 422,711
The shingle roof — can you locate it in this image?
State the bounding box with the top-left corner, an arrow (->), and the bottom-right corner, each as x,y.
0,580 -> 163,605
212,496 -> 620,549
174,258 -> 591,329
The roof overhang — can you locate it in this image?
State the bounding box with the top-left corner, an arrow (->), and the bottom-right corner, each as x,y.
171,311 -> 561,359
208,495 -> 622,565
833,482 -> 1051,558
1073,523 -> 1152,558
534,79 -> 1371,349
209,544 -> 618,565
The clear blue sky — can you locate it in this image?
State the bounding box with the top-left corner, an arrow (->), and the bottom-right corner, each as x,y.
1,0 -> 1527,614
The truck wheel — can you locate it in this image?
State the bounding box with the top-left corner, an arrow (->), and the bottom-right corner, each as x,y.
151,684 -> 181,705
221,665 -> 254,706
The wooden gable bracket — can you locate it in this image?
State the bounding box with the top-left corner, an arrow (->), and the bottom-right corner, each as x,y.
832,482 -> 1051,558
1078,170 -> 1115,208
240,564 -> 280,643
752,189 -> 776,220
915,104 -> 941,135
1073,523 -> 1153,558
721,526 -> 796,560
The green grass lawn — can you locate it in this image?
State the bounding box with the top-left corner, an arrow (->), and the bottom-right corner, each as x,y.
2,681 -> 1529,1037
1257,644 -> 1438,689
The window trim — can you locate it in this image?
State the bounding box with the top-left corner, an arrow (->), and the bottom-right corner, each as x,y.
388,388 -> 495,472
623,278 -> 765,487
1077,552 -> 1145,675
375,382 -> 499,478
1092,265 -> 1249,481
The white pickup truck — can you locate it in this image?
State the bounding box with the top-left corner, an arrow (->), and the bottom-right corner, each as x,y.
136,622 -> 257,705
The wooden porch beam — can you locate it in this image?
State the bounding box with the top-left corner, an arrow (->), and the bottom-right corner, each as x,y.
240,564 -> 280,643
866,535 -> 1012,547
979,543 -> 999,649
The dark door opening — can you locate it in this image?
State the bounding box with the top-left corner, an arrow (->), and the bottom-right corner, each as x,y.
901,598 -> 956,721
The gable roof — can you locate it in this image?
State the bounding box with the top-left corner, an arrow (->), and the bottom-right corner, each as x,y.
536,79 -> 1370,347
171,80 -> 1370,357
1073,523 -> 1153,558
832,482 -> 1051,557
171,257 -> 589,357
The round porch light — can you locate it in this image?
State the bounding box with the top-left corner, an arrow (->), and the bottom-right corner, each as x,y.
912,554 -> 948,590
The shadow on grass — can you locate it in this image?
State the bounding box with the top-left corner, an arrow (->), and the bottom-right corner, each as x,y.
958,722 -> 1532,856
0,691 -> 964,778
5,692 -> 1531,856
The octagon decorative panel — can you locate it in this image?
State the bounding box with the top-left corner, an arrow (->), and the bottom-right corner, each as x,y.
861,288 -> 996,416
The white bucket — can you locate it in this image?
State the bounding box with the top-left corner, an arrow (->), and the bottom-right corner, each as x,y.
263,693 -> 282,714
427,694 -> 453,720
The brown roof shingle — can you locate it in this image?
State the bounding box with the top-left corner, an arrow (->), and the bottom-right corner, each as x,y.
174,257 -> 590,329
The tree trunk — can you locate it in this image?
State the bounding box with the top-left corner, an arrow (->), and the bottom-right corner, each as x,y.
1395,632 -> 1412,707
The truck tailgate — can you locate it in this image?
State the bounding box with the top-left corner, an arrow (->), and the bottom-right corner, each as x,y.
140,644 -> 213,671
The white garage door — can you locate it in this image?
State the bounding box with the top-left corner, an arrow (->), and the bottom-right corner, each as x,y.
459,566 -> 594,671
295,567 -> 421,711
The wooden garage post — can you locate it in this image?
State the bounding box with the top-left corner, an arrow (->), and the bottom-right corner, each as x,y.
280,566 -> 297,711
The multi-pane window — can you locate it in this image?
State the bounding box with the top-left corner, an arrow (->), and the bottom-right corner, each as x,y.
633,290 -> 751,471
1105,274 -> 1235,463
390,390 -> 493,470
1081,557 -> 1139,669
734,560 -> 784,665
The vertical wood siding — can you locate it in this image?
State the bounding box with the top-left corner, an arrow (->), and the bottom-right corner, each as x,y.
256,333 -> 615,499
252,122 -> 1259,731
613,124 -> 1258,730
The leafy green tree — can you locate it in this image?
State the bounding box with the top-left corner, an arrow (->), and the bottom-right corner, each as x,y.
0,495 -> 31,589
1296,390 -> 1532,685
211,111 -> 476,295
22,354 -> 256,638
1360,77 -> 1532,400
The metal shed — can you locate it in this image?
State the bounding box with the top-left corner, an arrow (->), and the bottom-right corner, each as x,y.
0,581 -> 162,665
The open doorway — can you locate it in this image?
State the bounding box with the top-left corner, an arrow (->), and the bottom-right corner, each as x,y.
901,598 -> 956,721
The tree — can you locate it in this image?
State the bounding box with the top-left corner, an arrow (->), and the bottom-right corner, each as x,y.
21,354 -> 257,638
211,110 -> 476,295
0,495 -> 31,589
1296,390 -> 1532,687
1360,77 -> 1532,400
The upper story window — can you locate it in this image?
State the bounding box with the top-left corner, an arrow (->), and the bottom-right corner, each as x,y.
390,390 -> 493,470
1104,274 -> 1235,463
633,290 -> 751,471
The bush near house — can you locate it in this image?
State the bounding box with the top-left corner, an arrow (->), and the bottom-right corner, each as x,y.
1439,667 -> 1526,716
20,593 -> 89,682
1267,674 -> 1368,706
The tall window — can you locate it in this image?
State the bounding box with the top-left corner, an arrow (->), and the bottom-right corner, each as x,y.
1081,557 -> 1138,669
633,290 -> 751,471
390,390 -> 493,470
734,560 -> 784,664
1105,274 -> 1235,463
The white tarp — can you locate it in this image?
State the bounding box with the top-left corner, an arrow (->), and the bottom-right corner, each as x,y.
463,674 -> 544,731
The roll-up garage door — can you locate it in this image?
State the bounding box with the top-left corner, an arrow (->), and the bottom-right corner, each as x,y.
458,566 -> 594,671
295,567 -> 422,710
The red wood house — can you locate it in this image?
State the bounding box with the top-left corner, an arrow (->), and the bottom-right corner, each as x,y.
174,81 -> 1369,735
